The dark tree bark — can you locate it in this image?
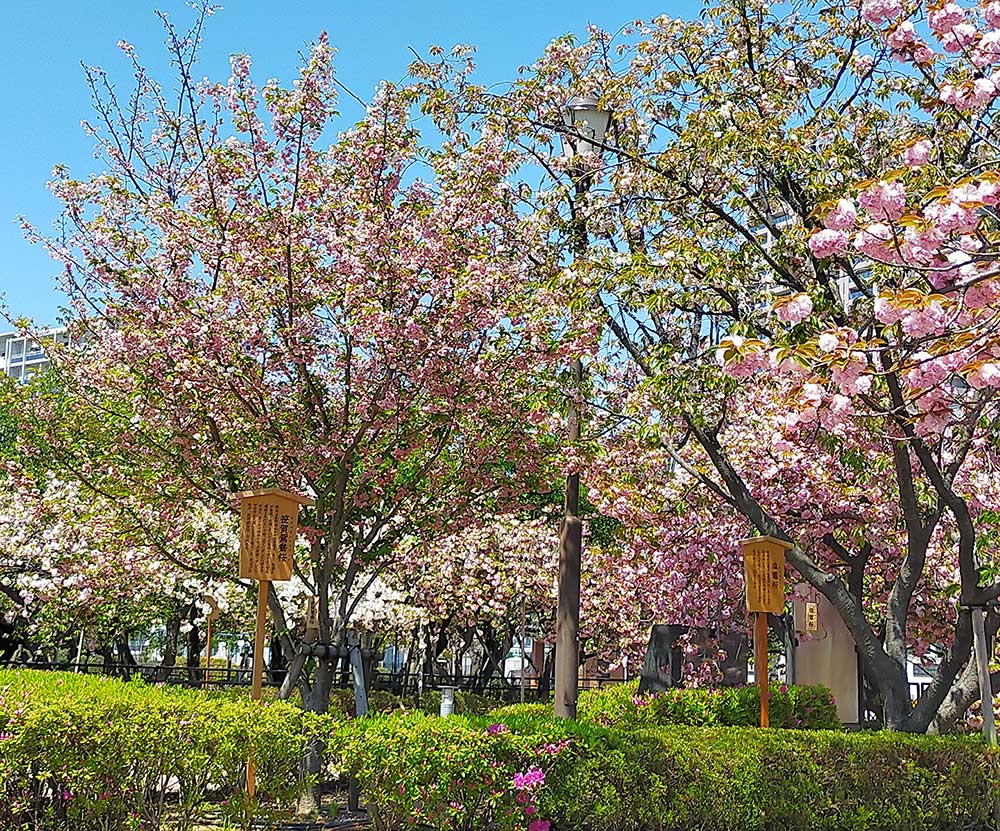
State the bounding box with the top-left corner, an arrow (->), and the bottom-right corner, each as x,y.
154,606 -> 184,683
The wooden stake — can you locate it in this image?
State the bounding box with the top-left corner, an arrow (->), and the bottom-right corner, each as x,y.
755,612 -> 769,728
247,579 -> 269,799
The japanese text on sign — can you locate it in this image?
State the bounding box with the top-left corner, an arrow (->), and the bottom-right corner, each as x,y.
741,537 -> 789,614
239,491 -> 312,581
805,602 -> 819,633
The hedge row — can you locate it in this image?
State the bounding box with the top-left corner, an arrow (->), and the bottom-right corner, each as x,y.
3,670 -> 998,831
0,670 -> 328,830
336,710 -> 1000,831
573,680 -> 842,730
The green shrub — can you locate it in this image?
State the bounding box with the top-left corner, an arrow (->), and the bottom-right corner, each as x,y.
577,680 -> 841,730
330,712 -> 583,831
8,669 -> 997,831
0,669 -> 329,830
336,711 -> 1000,831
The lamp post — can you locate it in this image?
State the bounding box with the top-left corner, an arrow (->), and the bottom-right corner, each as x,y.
554,94 -> 610,720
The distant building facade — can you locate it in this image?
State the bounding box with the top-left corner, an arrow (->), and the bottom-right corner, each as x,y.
0,328 -> 69,383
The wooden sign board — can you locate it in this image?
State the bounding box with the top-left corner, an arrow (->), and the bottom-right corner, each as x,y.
740,536 -> 792,614
805,601 -> 819,633
238,489 -> 314,582
306,596 -> 320,632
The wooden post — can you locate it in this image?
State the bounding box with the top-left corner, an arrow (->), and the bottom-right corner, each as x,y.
971,606 -> 996,746
235,488 -> 315,803
247,579 -> 269,799
755,612 -> 770,728
740,535 -> 792,729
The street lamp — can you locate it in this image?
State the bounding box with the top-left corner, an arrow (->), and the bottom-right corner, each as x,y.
561,94 -> 611,157
553,93 -> 610,720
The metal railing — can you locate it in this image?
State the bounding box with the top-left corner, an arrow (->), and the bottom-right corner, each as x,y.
0,656 -> 627,700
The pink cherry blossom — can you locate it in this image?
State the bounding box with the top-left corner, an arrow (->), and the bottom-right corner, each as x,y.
904,139 -> 932,167
859,180 -> 907,221
808,228 -> 850,258
968,363 -> 1000,389
862,0 -> 904,23
986,0 -> 1000,27
874,296 -> 903,325
888,21 -> 917,50
941,22 -> 981,53
824,198 -> 858,230
929,3 -> 966,34
854,222 -> 894,258
818,333 -> 840,352
777,293 -> 814,324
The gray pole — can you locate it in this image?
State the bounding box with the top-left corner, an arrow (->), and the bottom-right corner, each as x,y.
554,181 -> 587,720
971,607 -> 996,746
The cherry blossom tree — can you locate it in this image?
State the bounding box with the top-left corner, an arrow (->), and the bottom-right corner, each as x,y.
19,7 -> 564,776
414,0 -> 1000,730
0,458 -> 247,676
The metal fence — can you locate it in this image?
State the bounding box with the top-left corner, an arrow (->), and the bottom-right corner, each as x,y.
0,656 -> 626,700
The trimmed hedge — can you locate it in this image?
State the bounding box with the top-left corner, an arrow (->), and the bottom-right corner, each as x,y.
6,670 -> 999,831
335,711 -> 1000,831
0,669 -> 329,830
575,680 -> 842,730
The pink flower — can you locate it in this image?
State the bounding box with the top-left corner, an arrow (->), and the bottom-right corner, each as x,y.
854,222 -> 894,258
929,3 -> 966,34
888,21 -> 917,50
854,53 -> 874,75
859,180 -> 906,221
901,301 -> 948,337
968,363 -> 1000,389
912,42 -> 935,64
973,30 -> 1000,65
904,139 -> 932,168
874,296 -> 902,325
986,0 -> 1000,27
861,0 -> 903,22
777,294 -> 814,324
824,198 -> 858,231
513,766 -> 546,790
529,821 -> 551,831
486,723 -> 509,735
808,228 -> 849,259
941,23 -> 979,53
230,54 -> 252,81
818,333 -> 840,353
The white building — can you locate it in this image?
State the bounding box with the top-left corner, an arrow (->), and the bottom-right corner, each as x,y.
0,328 -> 69,383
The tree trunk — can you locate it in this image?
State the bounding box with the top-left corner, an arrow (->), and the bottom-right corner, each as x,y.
155,609 -> 182,683
186,621 -> 201,685
116,637 -> 138,680
297,657 -> 334,817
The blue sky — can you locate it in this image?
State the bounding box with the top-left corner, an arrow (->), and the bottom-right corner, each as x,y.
1,0 -> 691,326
